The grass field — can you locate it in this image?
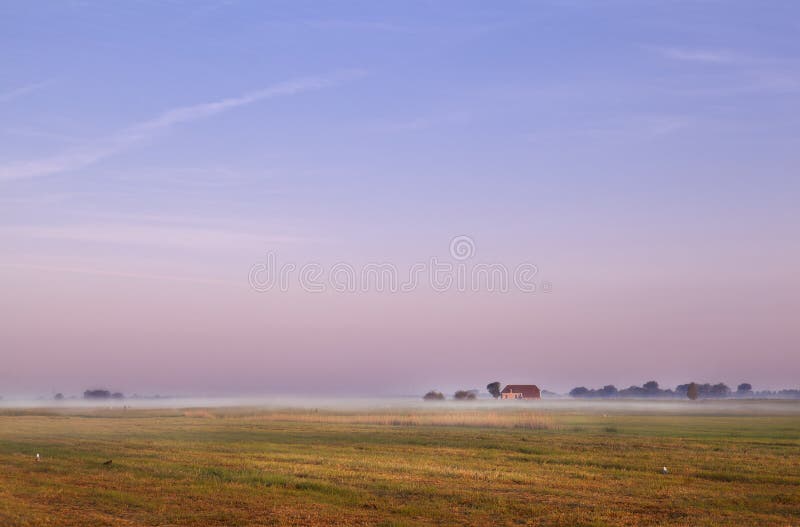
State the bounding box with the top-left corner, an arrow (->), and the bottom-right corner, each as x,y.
1,402 -> 798,526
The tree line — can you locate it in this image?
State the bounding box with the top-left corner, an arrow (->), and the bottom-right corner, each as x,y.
569,381 -> 800,399
424,382 -> 508,401
424,381 -> 800,401
423,389 -> 478,401
83,389 -> 125,400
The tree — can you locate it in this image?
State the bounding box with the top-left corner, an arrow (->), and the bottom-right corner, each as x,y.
423,390 -> 445,401
643,381 -> 660,395
454,390 -> 477,400
486,382 -> 501,399
686,382 -> 699,400
737,383 -> 753,395
710,383 -> 731,398
54,393 -> 64,400
619,385 -> 645,397
600,385 -> 618,397
569,387 -> 589,397
84,389 -> 111,399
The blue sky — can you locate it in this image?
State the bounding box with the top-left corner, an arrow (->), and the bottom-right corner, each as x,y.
1,1 -> 799,395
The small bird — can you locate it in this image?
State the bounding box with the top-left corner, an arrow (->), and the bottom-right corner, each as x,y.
661,466 -> 668,474
102,460 -> 113,466
35,453 -> 40,462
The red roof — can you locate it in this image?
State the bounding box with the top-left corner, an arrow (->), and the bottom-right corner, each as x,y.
501,385 -> 541,398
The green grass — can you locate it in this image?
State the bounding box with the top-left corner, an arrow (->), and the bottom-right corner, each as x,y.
0,405 -> 798,526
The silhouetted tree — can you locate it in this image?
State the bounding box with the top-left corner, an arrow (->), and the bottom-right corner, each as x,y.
600,385 -> 618,397
454,390 -> 477,400
54,393 -> 64,400
710,383 -> 731,398
737,383 -> 753,395
619,385 -> 646,397
486,382 -> 501,399
566,385 -> 619,398
569,387 -> 589,397
84,389 -> 111,399
643,381 -> 660,394
423,390 -> 445,401
686,382 -> 699,400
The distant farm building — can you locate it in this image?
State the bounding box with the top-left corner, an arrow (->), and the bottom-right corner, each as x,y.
501,385 -> 541,400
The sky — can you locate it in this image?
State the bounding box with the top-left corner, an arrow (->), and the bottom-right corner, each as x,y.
1,1 -> 799,397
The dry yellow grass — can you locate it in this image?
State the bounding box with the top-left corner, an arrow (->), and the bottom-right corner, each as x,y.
0,405 -> 798,526
180,408 -> 556,429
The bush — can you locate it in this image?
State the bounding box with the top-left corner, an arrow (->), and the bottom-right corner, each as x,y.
423,390 -> 445,401
84,389 -> 111,399
453,390 -> 477,401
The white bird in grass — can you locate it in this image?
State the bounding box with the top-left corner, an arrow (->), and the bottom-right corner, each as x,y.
661,466 -> 668,474
35,453 -> 40,462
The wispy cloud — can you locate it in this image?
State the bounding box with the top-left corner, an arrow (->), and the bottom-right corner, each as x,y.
0,223 -> 305,250
299,18 -> 510,37
304,19 -> 411,32
371,111 -> 471,133
0,192 -> 77,207
1,262 -> 244,288
0,71 -> 364,182
1,126 -> 82,144
0,80 -> 51,103
526,114 -> 691,144
654,47 -> 736,64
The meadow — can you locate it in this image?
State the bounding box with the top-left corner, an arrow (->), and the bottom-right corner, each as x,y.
0,402 -> 798,526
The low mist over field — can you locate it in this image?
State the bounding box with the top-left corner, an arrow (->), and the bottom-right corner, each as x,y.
3,396 -> 800,419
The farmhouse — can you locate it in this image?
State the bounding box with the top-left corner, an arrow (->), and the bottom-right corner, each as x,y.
500,384 -> 541,400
